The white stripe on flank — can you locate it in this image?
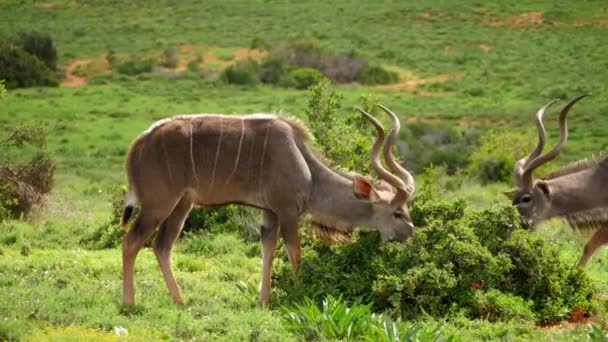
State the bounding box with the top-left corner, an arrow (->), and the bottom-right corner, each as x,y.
208,117 -> 224,192
225,118 -> 245,186
259,125 -> 270,187
161,131 -> 173,185
189,118 -> 200,187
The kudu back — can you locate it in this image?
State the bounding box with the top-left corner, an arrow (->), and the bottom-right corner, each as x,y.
120,107 -> 415,306
506,94 -> 608,267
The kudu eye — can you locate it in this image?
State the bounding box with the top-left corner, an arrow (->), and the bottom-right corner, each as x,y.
521,195 -> 532,203
393,211 -> 404,219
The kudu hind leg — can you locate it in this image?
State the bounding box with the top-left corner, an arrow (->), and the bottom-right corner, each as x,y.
578,226 -> 608,267
122,202 -> 176,305
153,197 -> 193,304
260,210 -> 279,306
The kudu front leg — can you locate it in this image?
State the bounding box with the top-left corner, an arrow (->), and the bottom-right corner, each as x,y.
578,226 -> 608,267
260,210 -> 279,307
280,217 -> 302,277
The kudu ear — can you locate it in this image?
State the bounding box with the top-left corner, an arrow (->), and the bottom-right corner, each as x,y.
353,176 -> 380,201
535,180 -> 551,198
503,188 -> 518,200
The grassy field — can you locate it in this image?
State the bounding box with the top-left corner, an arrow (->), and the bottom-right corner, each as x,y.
1,0 -> 608,340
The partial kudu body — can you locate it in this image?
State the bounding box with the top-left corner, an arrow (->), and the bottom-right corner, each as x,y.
120,106 -> 415,306
506,94 -> 608,266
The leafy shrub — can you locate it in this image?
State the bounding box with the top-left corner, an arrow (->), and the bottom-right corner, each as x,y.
219,61 -> 259,86
184,205 -> 260,241
282,67 -> 323,90
80,185 -> 126,249
466,130 -> 531,183
359,64 -> 399,85
160,47 -> 179,68
257,55 -> 287,85
0,46 -> 58,89
399,122 -> 478,175
250,35 -> 271,50
282,295 -> 458,341
116,55 -> 155,75
304,79 -> 374,174
13,31 -> 57,70
0,126 -> 55,220
274,175 -> 594,323
0,79 -> 6,97
471,289 -> 535,322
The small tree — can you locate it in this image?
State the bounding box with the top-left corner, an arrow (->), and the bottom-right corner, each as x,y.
14,31 -> 58,71
0,126 -> 55,220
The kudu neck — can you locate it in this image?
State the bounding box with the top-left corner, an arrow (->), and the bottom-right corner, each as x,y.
306,162 -> 373,230
545,165 -> 608,218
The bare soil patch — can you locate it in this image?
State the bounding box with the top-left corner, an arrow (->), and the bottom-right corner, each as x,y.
61,59 -> 93,87
484,12 -> 546,28
376,71 -> 463,95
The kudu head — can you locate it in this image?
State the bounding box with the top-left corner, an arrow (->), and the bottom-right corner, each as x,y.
355,105 -> 415,241
505,94 -> 589,226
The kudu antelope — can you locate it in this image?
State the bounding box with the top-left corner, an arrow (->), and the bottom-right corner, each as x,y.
120,105 -> 415,306
505,94 -> 608,267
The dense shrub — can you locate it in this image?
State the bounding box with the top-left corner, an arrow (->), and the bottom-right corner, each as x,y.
466,130 -> 532,183
160,47 -> 179,68
274,176 -> 594,323
282,67 -> 323,90
80,185 -> 126,249
399,122 -> 478,175
83,187 -> 260,249
359,64 -> 399,85
250,35 -> 271,50
13,31 -> 57,71
257,55 -> 287,85
0,126 -> 56,220
304,79 -> 375,174
116,55 -> 155,75
219,61 -> 259,86
185,205 -> 260,241
0,46 -> 58,89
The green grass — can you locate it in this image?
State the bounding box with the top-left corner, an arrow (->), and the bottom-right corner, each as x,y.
2,0 -> 608,340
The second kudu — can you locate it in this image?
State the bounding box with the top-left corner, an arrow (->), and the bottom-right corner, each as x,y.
120,105 -> 415,306
506,94 -> 608,266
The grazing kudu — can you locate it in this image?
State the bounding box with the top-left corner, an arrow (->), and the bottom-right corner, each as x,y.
120,105 -> 415,306
505,94 -> 608,266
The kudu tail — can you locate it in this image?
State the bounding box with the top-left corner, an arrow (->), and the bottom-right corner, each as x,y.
120,189 -> 138,229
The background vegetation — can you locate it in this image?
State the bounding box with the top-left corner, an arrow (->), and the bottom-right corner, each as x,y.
1,0 -> 608,340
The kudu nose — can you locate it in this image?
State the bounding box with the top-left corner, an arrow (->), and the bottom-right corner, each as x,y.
389,224 -> 414,242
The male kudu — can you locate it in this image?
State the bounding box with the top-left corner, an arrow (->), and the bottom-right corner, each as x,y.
120,106 -> 415,306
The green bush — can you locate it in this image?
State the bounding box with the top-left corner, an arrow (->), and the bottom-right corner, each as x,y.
250,35 -> 271,50
0,46 -> 58,89
219,61 -> 259,86
274,175 -> 594,324
466,130 -> 531,183
14,31 -> 57,70
0,126 -> 56,220
304,79 -> 375,174
283,67 -> 324,90
257,55 -> 287,85
0,79 -> 6,97
359,64 -> 399,85
184,205 -> 260,241
80,185 -> 126,249
399,122 -> 478,175
116,55 -> 155,75
160,47 -> 179,68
